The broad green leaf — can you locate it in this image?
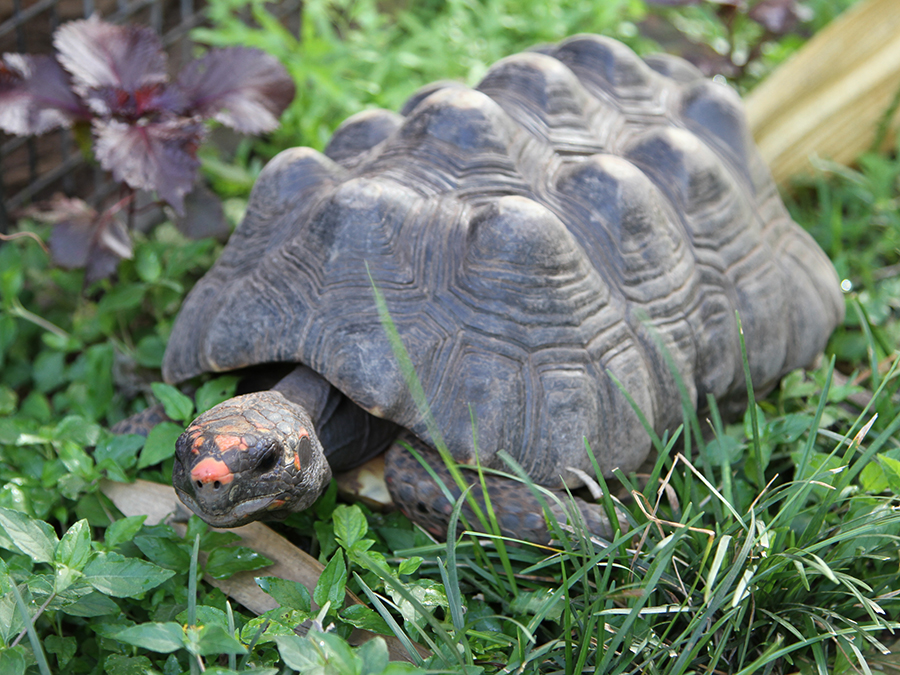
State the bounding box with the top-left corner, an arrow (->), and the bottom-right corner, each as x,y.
314,551 -> 347,610
104,516 -> 147,549
193,623 -> 248,656
133,534 -> 191,571
115,622 -> 185,653
0,507 -> 58,563
257,576 -> 312,613
83,551 -> 175,598
397,556 -> 423,576
97,283 -> 146,314
44,634 -> 77,669
60,590 -> 120,617
334,504 -> 368,549
95,433 -> 144,471
134,334 -> 166,369
136,247 -> 162,283
138,422 -> 183,469
104,654 -> 154,675
151,382 -> 194,424
274,631 -> 356,672
195,376 -> 239,414
0,645 -> 26,675
0,385 -> 16,415
55,519 -> 92,569
205,546 -> 272,579
176,604 -> 228,628
357,637 -> 390,675
341,604 -> 393,635
878,454 -> 900,495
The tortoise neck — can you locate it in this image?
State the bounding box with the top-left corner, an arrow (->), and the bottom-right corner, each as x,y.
271,365 -> 334,424
272,364 -> 400,472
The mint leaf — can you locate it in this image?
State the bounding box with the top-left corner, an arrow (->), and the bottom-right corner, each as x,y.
256,576 -> 311,613
55,519 -> 92,569
115,622 -> 184,653
0,507 -> 58,563
83,551 -> 174,597
205,546 -> 272,579
333,504 -> 368,550
313,552 -> 347,610
138,422 -> 183,469
150,382 -> 194,424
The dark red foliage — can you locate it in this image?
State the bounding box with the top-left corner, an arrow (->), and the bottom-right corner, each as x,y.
26,196 -> 132,286
1,14 -> 294,282
0,54 -> 89,134
1,15 -> 294,215
748,0 -> 805,34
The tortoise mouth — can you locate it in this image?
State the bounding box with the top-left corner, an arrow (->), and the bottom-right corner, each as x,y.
174,486 -> 292,527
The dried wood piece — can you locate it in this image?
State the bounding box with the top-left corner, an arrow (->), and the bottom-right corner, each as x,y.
746,0 -> 900,183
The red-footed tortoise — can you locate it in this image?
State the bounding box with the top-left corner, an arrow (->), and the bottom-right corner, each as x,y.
159,35 -> 843,542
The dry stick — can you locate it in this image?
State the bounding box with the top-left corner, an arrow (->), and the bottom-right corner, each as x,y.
0,230 -> 48,252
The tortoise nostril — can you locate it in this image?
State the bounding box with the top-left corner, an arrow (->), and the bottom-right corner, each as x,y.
213,481 -> 221,489
195,480 -> 202,489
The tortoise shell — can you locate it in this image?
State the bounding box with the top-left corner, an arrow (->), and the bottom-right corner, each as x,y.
163,35 -> 843,487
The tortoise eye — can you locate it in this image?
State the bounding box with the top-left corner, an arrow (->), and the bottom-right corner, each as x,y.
256,441 -> 280,474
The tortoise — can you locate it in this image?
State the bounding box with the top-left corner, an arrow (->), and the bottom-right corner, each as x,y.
160,34 -> 844,542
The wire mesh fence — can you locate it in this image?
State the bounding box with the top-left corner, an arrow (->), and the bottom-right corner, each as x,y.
0,0 -> 301,232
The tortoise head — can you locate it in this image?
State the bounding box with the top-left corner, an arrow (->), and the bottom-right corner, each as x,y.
172,390 -> 332,527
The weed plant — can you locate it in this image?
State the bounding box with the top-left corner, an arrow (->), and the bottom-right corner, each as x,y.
1,0 -> 899,673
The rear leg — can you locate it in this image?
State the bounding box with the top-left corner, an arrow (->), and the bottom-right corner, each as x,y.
384,433 -> 620,545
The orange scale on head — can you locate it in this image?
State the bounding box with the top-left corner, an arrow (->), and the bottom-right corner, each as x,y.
214,435 -> 249,453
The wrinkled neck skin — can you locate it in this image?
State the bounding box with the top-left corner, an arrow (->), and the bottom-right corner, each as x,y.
172,366 -> 336,528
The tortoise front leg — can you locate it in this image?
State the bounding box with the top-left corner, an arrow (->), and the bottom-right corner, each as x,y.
384,434 -> 620,545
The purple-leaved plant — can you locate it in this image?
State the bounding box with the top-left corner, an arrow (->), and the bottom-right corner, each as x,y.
0,14 -> 295,283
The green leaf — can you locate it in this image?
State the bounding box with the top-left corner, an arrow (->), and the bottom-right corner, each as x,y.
97,284 -> 146,315
104,654 -> 154,675
115,622 -> 185,653
195,376 -> 239,414
314,551 -> 347,610
0,507 -> 58,563
274,632 -> 357,672
0,645 -> 26,675
701,434 -> 744,465
55,519 -> 92,569
257,576 -> 312,613
341,603 -> 393,635
151,382 -> 194,424
0,385 -> 16,415
176,604 -> 228,628
136,247 -> 162,283
32,349 -> 66,393
95,434 -> 144,473
334,504 -> 368,550
397,556 -> 423,576
60,590 -> 120,617
194,623 -> 248,656
133,534 -> 191,570
357,637 -> 390,675
104,516 -> 147,549
138,422 -> 183,469
83,551 -> 175,598
134,335 -> 166,368
205,546 -> 272,579
877,454 -> 900,495
44,635 -> 76,669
